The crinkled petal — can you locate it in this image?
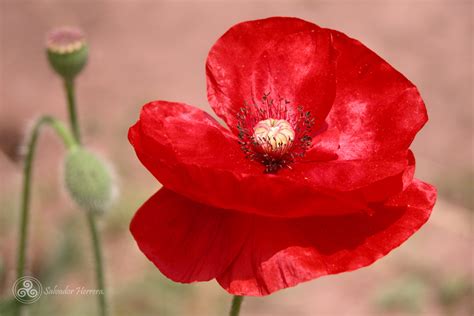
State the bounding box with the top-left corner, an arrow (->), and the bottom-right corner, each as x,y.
130,188 -> 251,282
327,30 -> 428,159
129,101 -> 415,217
206,17 -> 336,133
217,179 -> 436,296
131,180 -> 435,295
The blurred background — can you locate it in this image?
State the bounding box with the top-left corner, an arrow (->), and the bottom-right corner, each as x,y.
0,0 -> 472,315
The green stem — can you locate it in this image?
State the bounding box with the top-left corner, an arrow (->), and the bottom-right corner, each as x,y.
15,116 -> 76,315
229,295 -> 244,316
86,212 -> 107,316
64,79 -> 81,144
63,77 -> 108,316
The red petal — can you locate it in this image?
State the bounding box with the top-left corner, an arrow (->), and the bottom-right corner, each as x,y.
128,100 -> 255,189
289,150 -> 413,192
130,188 -> 251,282
360,150 -> 416,203
303,123 -> 340,162
217,179 -> 436,296
206,17 -> 335,133
128,101 -> 350,217
128,100 -> 247,171
129,101 -> 414,217
327,30 -> 428,159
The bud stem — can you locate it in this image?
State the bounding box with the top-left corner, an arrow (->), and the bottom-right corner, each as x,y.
229,295 -> 244,316
64,78 -> 81,144
62,76 -> 109,316
86,212 -> 107,316
15,116 -> 77,315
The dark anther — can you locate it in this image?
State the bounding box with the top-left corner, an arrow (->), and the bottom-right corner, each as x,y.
236,94 -> 315,173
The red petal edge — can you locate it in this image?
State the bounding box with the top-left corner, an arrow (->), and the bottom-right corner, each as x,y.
130,180 -> 436,296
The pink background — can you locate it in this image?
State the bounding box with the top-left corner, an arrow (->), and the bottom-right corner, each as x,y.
1,1 -> 472,315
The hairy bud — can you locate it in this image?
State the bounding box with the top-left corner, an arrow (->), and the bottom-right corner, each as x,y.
64,148 -> 114,214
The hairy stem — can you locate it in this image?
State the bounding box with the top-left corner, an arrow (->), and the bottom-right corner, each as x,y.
86,212 -> 107,316
63,78 -> 108,316
229,295 -> 244,316
15,116 -> 76,315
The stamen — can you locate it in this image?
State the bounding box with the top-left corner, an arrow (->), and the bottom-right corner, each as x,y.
237,94 -> 314,173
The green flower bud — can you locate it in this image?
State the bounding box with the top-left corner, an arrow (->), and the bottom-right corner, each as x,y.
46,27 -> 88,80
64,148 -> 114,214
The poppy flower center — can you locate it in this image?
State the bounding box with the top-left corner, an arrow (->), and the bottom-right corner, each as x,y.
237,94 -> 314,173
253,118 -> 295,154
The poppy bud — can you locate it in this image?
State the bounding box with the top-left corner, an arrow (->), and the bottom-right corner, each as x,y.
46,27 -> 88,80
64,148 -> 115,214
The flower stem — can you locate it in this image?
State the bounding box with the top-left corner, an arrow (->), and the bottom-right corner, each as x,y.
64,78 -> 81,144
86,212 -> 107,316
229,295 -> 244,316
63,77 -> 108,316
15,116 -> 77,315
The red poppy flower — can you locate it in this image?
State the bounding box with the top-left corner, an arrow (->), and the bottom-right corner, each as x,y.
129,17 -> 436,296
